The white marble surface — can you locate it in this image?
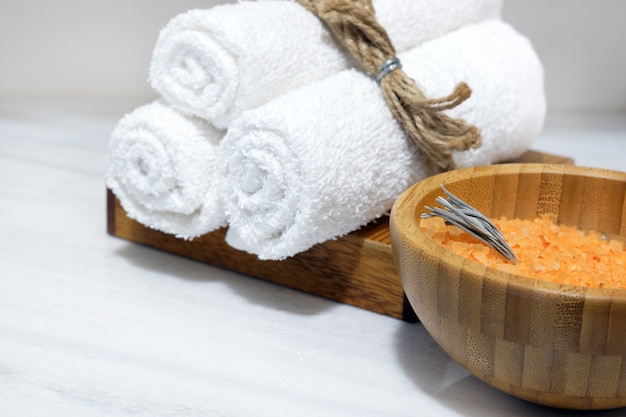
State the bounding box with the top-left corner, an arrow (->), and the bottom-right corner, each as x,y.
1,99 -> 625,417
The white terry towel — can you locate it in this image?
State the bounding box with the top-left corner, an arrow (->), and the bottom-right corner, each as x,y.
219,20 -> 546,260
149,0 -> 503,129
107,100 -> 226,239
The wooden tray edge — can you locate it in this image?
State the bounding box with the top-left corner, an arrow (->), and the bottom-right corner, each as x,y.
106,150 -> 574,321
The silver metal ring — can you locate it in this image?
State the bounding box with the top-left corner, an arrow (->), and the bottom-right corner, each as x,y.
376,57 -> 402,83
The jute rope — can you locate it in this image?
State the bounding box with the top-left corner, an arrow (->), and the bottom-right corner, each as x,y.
296,0 -> 482,172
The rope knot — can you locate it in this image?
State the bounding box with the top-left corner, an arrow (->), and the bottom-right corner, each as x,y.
297,0 -> 482,172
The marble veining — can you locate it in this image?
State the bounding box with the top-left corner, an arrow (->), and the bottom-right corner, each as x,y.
1,99 -> 625,416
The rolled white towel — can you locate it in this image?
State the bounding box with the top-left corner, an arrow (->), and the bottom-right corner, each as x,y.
149,0 -> 502,128
219,20 -> 546,260
107,100 -> 226,239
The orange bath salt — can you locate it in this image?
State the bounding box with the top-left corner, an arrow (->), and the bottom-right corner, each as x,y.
420,215 -> 626,289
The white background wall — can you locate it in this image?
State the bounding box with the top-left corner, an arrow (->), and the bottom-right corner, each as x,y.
0,0 -> 624,112
503,0 -> 625,112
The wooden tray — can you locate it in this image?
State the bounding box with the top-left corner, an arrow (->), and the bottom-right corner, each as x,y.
107,150 -> 573,321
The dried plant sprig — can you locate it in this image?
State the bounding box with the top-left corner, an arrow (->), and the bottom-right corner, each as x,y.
422,185 -> 518,263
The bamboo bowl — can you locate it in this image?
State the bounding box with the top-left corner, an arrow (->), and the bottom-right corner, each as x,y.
389,164 -> 626,410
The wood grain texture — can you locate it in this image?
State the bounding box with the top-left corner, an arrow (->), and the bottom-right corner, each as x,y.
390,163 -> 626,410
107,150 -> 572,322
108,191 -> 414,321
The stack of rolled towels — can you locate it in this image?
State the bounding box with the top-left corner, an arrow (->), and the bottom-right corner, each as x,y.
107,0 -> 546,260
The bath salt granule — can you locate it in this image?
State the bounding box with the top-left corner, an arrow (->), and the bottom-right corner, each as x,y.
420,214 -> 626,289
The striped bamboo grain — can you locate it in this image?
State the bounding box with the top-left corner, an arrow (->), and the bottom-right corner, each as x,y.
391,163 -> 626,410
